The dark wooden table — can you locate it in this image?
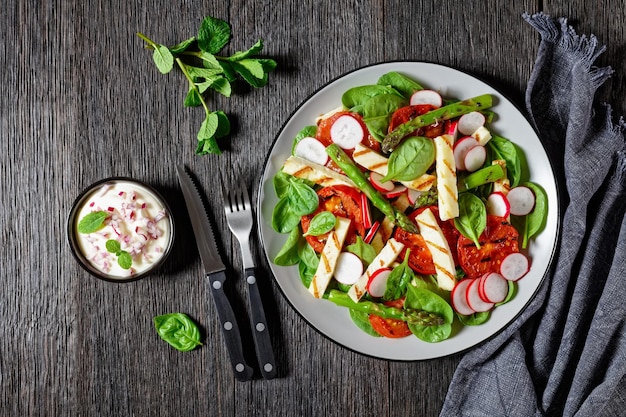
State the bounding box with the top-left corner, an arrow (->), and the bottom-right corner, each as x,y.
3,1 -> 625,415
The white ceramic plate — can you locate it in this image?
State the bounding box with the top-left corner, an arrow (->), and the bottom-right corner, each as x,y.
257,62 -> 559,360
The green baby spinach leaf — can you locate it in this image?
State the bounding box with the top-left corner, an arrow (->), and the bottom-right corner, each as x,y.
488,135 -> 522,187
383,250 -> 414,301
304,212 -> 336,236
271,197 -> 301,234
346,236 -> 377,266
291,125 -> 318,154
404,284 -> 454,343
349,309 -> 381,337
274,226 -> 302,266
454,193 -> 487,248
381,136 -> 435,182
287,181 -> 319,216
521,181 -> 548,248
154,313 -> 202,352
77,211 -> 107,234
376,71 -> 424,99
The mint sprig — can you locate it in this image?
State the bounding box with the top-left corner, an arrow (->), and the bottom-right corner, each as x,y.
137,15 -> 277,155
106,239 -> 133,270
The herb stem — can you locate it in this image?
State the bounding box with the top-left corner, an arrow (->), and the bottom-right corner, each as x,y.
136,32 -> 156,49
176,58 -> 210,114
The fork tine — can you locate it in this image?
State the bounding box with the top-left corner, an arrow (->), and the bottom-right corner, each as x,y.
239,179 -> 250,210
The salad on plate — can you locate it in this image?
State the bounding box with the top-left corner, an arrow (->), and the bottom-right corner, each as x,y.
268,70 -> 548,343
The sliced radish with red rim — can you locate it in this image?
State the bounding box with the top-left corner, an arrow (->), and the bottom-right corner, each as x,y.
384,184 -> 407,198
451,279 -> 475,315
507,186 -> 536,216
463,145 -> 486,172
457,111 -> 486,135
453,136 -> 479,171
330,114 -> 366,149
369,171 -> 395,192
478,272 -> 509,303
360,192 -> 373,229
293,137 -> 328,165
500,252 -> 530,281
363,220 -> 380,244
466,278 -> 494,312
366,268 -> 392,298
334,252 -> 364,285
406,188 -> 422,205
410,89 -> 443,108
486,192 -> 511,217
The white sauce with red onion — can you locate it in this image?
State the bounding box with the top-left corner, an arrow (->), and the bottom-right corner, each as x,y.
74,181 -> 171,278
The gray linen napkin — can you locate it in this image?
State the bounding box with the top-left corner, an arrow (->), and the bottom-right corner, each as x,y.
440,12 -> 626,417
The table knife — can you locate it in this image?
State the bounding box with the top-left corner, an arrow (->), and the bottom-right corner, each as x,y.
176,165 -> 254,382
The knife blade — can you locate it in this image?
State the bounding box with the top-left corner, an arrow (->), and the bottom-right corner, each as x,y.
176,165 -> 254,382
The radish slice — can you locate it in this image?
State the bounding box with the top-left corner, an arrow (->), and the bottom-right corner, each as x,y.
369,171 -> 395,192
363,220 -> 381,244
451,279 -> 475,315
410,89 -> 443,108
366,268 -> 392,298
384,184 -> 407,198
466,278 -> 494,312
446,120 -> 459,140
334,252 -> 364,285
406,188 -> 422,205
486,192 -> 511,217
360,192 -> 373,229
457,111 -> 486,135
500,252 -> 530,281
507,186 -> 536,216
463,145 -> 486,172
330,114 -> 365,149
293,137 -> 328,165
478,272 -> 509,303
453,136 -> 479,171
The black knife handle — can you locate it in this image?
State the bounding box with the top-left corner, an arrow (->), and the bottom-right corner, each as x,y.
207,271 -> 254,382
244,267 -> 277,379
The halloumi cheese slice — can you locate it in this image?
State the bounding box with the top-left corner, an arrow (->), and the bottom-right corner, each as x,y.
352,143 -> 435,191
414,208 -> 456,291
309,217 -> 351,298
348,238 -> 405,302
282,156 -> 356,188
491,159 -> 511,195
434,135 -> 459,221
471,126 -> 492,146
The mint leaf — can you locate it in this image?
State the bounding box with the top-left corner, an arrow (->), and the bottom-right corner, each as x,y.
154,313 -> 202,352
105,239 -> 122,254
77,211 -> 107,234
153,44 -> 174,74
169,37 -> 196,54
228,39 -> 264,61
117,252 -> 132,270
197,16 -> 231,54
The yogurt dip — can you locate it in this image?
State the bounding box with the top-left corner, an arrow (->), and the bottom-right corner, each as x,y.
71,179 -> 172,279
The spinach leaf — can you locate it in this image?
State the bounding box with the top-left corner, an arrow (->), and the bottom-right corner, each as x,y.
362,93 -> 407,141
287,181 -> 319,216
376,71 -> 423,99
383,250 -> 414,301
77,211 -> 107,234
454,193 -> 487,248
273,171 -> 292,199
271,197 -> 301,233
381,136 -> 435,182
346,236 -> 377,266
291,125 -> 318,154
274,226 -> 302,266
458,311 -> 490,326
488,135 -> 522,187
521,181 -> 548,248
349,309 -> 381,337
154,313 -> 202,352
342,85 -> 403,113
304,211 -> 336,236
298,243 -> 319,287
404,284 -> 454,343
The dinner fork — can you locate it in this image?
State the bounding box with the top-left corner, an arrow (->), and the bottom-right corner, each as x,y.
223,179 -> 277,380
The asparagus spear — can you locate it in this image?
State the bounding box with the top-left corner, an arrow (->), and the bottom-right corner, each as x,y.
325,144 -> 418,233
328,290 -> 445,326
460,164 -> 505,191
382,94 -> 494,153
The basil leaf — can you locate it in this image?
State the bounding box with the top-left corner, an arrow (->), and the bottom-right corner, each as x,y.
154,313 -> 202,352
287,181 -> 318,216
197,16 -> 231,54
381,136 -> 435,182
304,212 -> 336,236
454,193 -> 487,248
77,211 -> 107,234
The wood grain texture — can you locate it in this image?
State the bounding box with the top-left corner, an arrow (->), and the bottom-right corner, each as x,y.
2,0 -> 624,416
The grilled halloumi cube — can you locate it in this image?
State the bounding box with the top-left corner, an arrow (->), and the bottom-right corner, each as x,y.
414,208 -> 456,291
309,217 -> 352,298
471,126 -> 492,146
352,143 -> 435,191
492,159 -> 511,195
282,156 -> 356,188
348,238 -> 405,302
434,135 -> 459,221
